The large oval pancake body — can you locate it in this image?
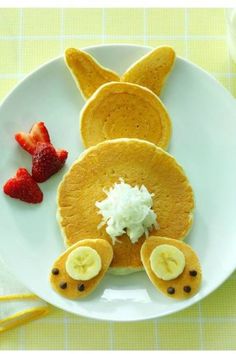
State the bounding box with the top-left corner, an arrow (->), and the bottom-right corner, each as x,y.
57,138 -> 194,272
80,82 -> 171,150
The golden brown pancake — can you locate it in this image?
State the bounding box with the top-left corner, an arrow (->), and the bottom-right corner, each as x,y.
141,236 -> 202,299
121,46 -> 176,96
50,239 -> 113,299
57,139 -> 194,274
65,48 -> 120,99
80,82 -> 171,149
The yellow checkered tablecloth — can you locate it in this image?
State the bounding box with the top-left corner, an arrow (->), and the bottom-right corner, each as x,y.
0,8 -> 236,350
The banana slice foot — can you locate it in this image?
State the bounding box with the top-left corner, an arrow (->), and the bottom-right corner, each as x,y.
50,239 -> 113,299
141,236 -> 202,299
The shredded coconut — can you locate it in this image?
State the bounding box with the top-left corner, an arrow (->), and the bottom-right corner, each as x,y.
95,179 -> 158,244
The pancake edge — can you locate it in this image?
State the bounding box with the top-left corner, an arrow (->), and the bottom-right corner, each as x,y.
108,266 -> 144,275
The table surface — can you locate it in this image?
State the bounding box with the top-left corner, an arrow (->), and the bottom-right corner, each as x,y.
0,8 -> 236,350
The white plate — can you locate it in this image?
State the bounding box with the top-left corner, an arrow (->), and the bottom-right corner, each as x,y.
0,44 -> 236,322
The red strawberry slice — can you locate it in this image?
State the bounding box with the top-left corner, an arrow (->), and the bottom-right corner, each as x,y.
32,142 -> 68,183
3,168 -> 43,204
29,121 -> 50,143
56,148 -> 68,163
15,122 -> 50,155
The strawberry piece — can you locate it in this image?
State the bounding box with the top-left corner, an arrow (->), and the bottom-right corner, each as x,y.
15,132 -> 36,155
15,122 -> 50,155
29,121 -> 50,144
32,142 -> 68,183
3,168 -> 43,204
56,149 -> 68,164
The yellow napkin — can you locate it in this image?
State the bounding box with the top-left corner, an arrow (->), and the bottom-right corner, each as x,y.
0,258 -> 49,333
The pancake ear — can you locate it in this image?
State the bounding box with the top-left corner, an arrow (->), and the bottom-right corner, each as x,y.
65,48 -> 120,100
121,46 -> 176,96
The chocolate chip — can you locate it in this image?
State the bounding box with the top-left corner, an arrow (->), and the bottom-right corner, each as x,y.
189,270 -> 197,277
59,282 -> 67,289
78,284 -> 85,292
52,268 -> 59,275
167,287 -> 175,295
183,286 -> 191,293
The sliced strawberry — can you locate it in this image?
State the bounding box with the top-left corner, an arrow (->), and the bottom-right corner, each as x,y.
15,122 -> 51,155
15,132 -> 36,155
3,168 -> 43,204
32,142 -> 68,183
56,149 -> 68,164
29,121 -> 50,144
